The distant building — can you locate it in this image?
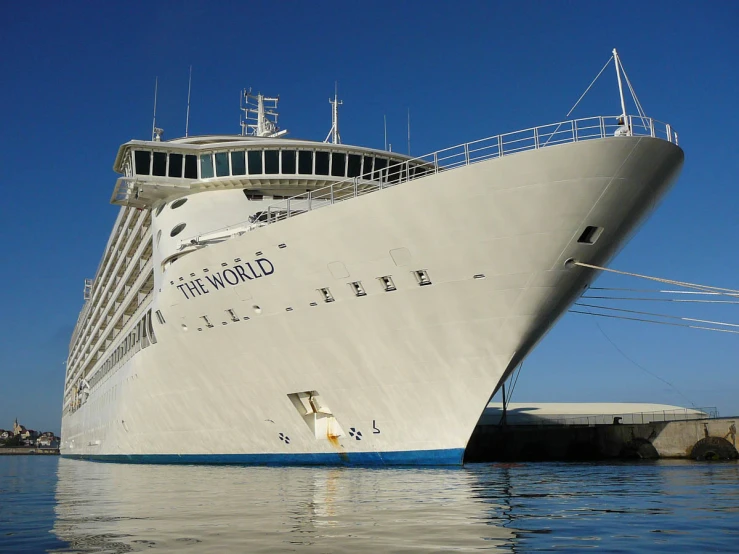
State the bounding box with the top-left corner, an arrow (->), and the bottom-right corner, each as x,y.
5,420 -> 56,446
37,436 -> 54,447
37,432 -> 59,448
13,418 -> 27,436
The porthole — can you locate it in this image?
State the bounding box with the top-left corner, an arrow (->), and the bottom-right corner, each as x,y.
170,223 -> 186,237
171,198 -> 188,209
155,203 -> 166,217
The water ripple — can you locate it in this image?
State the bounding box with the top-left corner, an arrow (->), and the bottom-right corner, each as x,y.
1,458 -> 737,552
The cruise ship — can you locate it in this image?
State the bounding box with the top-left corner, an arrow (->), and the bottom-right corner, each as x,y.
61,52 -> 684,465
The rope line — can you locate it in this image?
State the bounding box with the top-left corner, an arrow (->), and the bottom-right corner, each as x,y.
571,309 -> 739,335
590,287 -> 738,296
581,295 -> 739,305
566,55 -> 614,118
593,323 -> 696,407
575,302 -> 739,329
542,55 -> 613,147
574,261 -> 739,296
508,361 -> 524,402
618,57 -> 648,120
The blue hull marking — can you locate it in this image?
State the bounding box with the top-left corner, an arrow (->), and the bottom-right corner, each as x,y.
62,448 -> 464,466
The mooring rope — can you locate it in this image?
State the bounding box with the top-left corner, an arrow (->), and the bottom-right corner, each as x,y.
574,302 -> 739,329
593,323 -> 697,408
581,295 -> 739,305
574,261 -> 739,297
570,310 -> 739,335
590,287 -> 737,296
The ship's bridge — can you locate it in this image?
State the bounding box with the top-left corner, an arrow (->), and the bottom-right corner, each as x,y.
111,137 -> 433,209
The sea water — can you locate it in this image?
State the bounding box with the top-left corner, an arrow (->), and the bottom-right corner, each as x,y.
0,456 -> 737,553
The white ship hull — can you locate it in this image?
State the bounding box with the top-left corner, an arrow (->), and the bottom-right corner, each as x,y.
61,135 -> 683,465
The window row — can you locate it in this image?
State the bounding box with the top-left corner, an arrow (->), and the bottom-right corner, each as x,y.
135,150 -> 198,178
133,148 -> 433,182
87,310 -> 158,390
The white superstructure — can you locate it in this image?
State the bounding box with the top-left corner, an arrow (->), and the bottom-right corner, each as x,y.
61,56 -> 684,465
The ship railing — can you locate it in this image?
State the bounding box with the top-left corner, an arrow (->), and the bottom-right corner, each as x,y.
184,115 -> 677,241
513,407 -> 719,427
260,115 -> 677,225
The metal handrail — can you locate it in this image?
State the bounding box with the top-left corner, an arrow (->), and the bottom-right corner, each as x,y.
182,115 -> 678,244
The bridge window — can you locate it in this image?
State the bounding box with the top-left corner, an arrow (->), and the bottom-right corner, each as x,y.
374,158 -> 387,181
298,151 -> 313,174
215,152 -> 229,177
168,153 -> 183,178
153,152 -> 167,176
184,155 -> 197,179
282,150 -> 296,174
200,154 -> 214,178
315,151 -> 329,175
248,151 -> 262,174
264,150 -> 279,174
231,151 -> 246,175
134,151 -> 151,175
347,154 -> 362,177
362,156 -> 374,178
388,161 -> 401,184
410,164 -> 426,178
331,152 -> 346,177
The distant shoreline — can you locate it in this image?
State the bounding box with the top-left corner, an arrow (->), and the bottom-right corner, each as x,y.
0,447 -> 59,456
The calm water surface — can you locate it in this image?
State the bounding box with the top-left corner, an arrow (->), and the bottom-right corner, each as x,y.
0,457 -> 737,553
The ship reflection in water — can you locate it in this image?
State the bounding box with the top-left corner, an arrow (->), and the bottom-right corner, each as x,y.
51,459 -> 517,553
51,459 -> 739,553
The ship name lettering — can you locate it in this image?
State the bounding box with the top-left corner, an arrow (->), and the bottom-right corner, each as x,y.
245,262 -> 261,279
194,278 -> 209,295
256,258 -> 274,276
222,269 -> 240,286
204,273 -> 225,290
176,257 -> 275,300
234,265 -> 252,281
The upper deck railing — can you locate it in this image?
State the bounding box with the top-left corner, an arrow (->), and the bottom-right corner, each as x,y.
487,406 -> 718,427
181,115 -> 678,245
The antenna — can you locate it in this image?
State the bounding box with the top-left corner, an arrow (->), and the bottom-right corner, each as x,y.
407,108 -> 411,155
383,114 -> 387,151
185,66 -> 192,137
324,82 -> 342,144
151,77 -> 158,141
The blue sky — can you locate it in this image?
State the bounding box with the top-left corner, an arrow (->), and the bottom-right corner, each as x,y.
1,2 -> 737,434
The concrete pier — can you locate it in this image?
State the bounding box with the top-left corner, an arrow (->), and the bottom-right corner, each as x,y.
465,416 -> 738,462
0,447 -> 60,455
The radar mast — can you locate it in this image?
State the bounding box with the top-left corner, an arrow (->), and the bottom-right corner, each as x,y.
240,90 -> 287,138
324,83 -> 342,144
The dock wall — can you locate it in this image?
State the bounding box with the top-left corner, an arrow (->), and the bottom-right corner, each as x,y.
465,417 -> 738,462
0,447 -> 60,455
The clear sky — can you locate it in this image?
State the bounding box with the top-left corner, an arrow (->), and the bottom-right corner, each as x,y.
1,2 -> 737,434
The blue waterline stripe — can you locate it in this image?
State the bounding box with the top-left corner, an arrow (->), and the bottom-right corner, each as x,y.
63,448 -> 464,466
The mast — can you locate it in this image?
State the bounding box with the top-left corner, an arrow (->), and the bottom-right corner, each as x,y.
151,77 -> 158,141
407,108 -> 411,155
613,48 -> 628,120
324,83 -> 342,144
383,114 -> 387,151
185,66 -> 192,137
240,90 -> 286,137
